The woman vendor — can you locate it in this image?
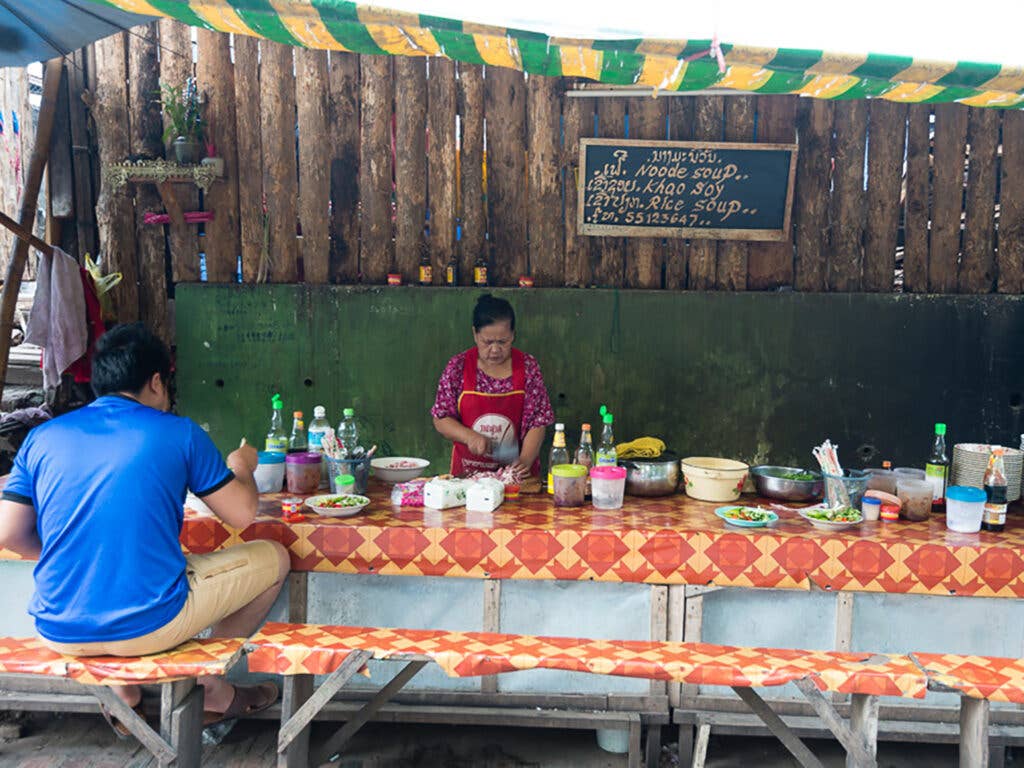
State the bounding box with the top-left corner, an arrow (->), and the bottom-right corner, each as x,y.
432,294 -> 554,479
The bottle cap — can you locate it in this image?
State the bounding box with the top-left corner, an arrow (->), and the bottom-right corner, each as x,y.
582,423 -> 591,431
600,405 -> 614,425
293,411 -> 303,418
314,406 -> 326,418
552,464 -> 588,478
555,423 -> 565,430
935,423 -> 947,436
336,474 -> 355,485
343,408 -> 355,418
947,486 -> 986,503
272,393 -> 283,410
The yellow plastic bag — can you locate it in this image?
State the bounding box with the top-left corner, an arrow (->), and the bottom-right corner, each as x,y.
85,254 -> 122,322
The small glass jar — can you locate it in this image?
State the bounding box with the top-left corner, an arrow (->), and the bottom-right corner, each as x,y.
286,452 -> 322,495
552,464 -> 587,507
335,474 -> 356,495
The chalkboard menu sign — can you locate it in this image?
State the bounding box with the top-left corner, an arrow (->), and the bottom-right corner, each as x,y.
578,139 -> 798,241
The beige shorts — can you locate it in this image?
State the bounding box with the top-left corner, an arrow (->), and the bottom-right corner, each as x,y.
41,540 -> 282,658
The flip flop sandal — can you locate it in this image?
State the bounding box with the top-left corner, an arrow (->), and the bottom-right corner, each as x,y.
99,700 -> 146,740
203,681 -> 279,727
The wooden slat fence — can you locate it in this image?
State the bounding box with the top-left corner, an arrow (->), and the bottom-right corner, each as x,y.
4,27 -> 1020,340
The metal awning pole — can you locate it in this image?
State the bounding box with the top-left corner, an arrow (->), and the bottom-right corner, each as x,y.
0,57 -> 64,403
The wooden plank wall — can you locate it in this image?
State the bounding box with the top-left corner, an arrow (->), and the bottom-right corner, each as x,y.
60,30 -> 1024,341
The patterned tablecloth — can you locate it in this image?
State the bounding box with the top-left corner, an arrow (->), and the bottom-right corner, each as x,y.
4,484 -> 1023,597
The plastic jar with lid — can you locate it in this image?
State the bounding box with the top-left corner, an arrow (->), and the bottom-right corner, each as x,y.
552,464 -> 587,507
946,486 -> 986,533
254,451 -> 286,494
590,465 -> 627,510
286,452 -> 322,495
334,474 -> 356,495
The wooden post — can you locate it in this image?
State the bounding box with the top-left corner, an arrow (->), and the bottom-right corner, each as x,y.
394,56 -> 427,282
665,96 -> 696,289
793,98 -> 834,292
428,58 -> 457,284
716,95 -> 756,291
527,74 -> 563,286
484,66 -> 528,285
828,99 -> 868,292
959,107 -> 1000,294
959,697 -> 990,768
233,35 -> 263,283
592,96 -> 627,287
929,103 -> 969,293
296,48 -> 331,284
999,109 -> 1024,293
562,82 -> 593,287
0,57 -> 63,403
902,104 -> 931,294
846,694 -> 879,768
457,63 -> 485,285
328,51 -> 360,284
624,93 -> 665,289
359,55 -> 395,284
862,100 -> 907,293
688,96 -> 724,290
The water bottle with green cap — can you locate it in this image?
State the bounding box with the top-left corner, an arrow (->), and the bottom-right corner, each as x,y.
596,405 -> 617,467
265,393 -> 288,453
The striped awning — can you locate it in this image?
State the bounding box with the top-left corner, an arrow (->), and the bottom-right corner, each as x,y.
90,0 -> 1024,108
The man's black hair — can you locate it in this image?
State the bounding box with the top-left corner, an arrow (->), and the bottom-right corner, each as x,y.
472,294 -> 516,332
91,323 -> 172,397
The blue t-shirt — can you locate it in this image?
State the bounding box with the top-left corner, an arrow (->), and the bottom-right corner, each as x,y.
3,395 -> 232,643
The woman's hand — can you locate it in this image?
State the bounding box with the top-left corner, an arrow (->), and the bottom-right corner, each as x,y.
508,460 -> 531,481
466,432 -> 490,458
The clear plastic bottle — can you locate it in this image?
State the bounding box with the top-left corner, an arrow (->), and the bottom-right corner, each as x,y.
575,423 -> 594,497
289,411 -> 307,452
307,406 -> 332,453
595,406 -> 617,467
265,393 -> 287,453
547,423 -> 570,494
337,408 -> 363,459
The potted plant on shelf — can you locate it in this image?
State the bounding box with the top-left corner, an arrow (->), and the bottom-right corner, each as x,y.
158,78 -> 204,165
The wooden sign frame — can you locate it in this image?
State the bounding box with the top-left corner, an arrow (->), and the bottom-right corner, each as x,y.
577,138 -> 799,242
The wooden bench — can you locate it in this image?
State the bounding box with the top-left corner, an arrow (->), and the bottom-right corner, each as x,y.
913,651 -> 1024,768
0,636 -> 245,767
247,622 -> 927,768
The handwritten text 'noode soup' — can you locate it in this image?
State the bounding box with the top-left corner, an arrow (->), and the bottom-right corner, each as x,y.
585,148 -> 758,227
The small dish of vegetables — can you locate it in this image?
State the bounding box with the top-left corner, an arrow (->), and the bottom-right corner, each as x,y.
798,505 -> 863,530
714,506 -> 779,528
304,494 -> 372,518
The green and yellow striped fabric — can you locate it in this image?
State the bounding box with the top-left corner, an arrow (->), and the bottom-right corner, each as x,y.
90,0 -> 1024,108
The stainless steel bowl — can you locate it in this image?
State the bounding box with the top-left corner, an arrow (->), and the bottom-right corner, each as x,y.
621,452 -> 680,497
750,465 -> 823,502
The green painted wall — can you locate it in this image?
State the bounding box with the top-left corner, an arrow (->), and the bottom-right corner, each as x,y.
176,285 -> 1024,472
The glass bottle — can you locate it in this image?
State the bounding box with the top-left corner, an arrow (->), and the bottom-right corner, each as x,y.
982,448 -> 1008,532
289,411 -> 307,452
265,393 -> 287,453
547,423 -> 570,494
418,252 -> 433,285
473,254 -> 489,287
445,255 -> 459,286
925,422 -> 949,513
595,406 -> 617,467
575,423 -> 594,496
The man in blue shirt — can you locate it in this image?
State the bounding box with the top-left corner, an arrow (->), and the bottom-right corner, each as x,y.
0,323 -> 289,729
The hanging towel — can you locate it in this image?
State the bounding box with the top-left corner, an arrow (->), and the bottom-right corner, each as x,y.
25,246 -> 87,390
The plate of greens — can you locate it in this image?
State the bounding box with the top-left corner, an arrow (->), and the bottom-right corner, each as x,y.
304,494 -> 372,518
714,506 -> 779,528
798,504 -> 863,530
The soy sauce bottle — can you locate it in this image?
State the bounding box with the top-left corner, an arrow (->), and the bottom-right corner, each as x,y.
925,423 -> 949,514
982,448 -> 1008,532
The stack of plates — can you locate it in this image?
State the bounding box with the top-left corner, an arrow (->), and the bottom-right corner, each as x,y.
951,443 -> 1023,501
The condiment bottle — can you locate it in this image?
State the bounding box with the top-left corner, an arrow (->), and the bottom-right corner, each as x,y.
473,254 -> 489,287
265,393 -> 288,453
982,447 -> 1008,532
418,252 -> 433,285
289,411 -> 307,452
925,422 -> 949,514
575,424 -> 594,496
445,255 -> 459,286
547,423 -> 570,494
595,406 -> 617,467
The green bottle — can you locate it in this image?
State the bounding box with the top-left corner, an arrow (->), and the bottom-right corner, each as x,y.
595,406 -> 617,467
265,393 -> 288,453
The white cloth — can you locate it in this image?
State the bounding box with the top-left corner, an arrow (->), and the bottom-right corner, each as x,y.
25,246 -> 87,390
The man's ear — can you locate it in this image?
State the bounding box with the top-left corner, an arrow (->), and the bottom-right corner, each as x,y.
148,372 -> 164,395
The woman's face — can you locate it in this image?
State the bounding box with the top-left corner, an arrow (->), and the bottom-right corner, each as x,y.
473,320 -> 514,366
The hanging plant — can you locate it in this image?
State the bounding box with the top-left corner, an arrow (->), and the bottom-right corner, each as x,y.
156,78 -> 205,164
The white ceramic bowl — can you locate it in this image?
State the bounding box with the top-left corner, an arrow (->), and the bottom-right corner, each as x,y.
371,457 -> 430,484
304,494 -> 371,518
681,457 -> 749,502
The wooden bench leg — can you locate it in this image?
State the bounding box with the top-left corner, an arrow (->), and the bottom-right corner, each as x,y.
312,659 -> 428,764
734,687 -> 825,768
277,650 -> 372,762
846,694 -> 878,768
279,674 -> 313,768
91,686 -> 176,765
677,722 -> 695,767
168,686 -> 204,768
794,679 -> 876,768
644,722 -> 662,768
959,696 -> 990,768
627,715 -> 642,768
691,723 -> 710,768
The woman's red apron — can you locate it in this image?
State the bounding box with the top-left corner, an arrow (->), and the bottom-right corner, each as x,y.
451,348 -> 538,477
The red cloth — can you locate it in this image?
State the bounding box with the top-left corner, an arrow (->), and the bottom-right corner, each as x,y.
450,348 -> 540,477
65,269 -> 105,383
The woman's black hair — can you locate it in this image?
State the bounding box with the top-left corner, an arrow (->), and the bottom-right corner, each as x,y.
472,294 -> 516,332
92,323 -> 173,397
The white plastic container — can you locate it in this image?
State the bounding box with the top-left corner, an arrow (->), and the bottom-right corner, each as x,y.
590,465 -> 627,510
424,478 -> 471,509
466,478 -> 504,513
945,485 -> 986,533
254,451 -> 285,494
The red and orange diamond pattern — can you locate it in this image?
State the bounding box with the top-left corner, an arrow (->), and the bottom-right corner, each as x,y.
246,622 -> 927,698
